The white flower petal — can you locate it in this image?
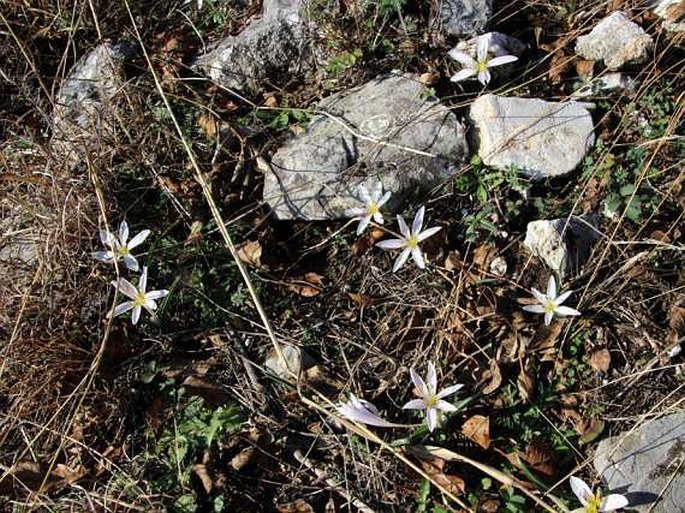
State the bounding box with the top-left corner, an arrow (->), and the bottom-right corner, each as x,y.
356,215 -> 371,235
145,289 -> 169,301
113,278 -> 139,300
426,362 -> 437,393
119,220 -> 129,244
544,311 -> 554,326
547,275 -> 557,298
411,247 -> 425,269
417,226 -> 442,242
376,238 -> 406,250
477,69 -> 491,86
112,301 -> 135,318
531,287 -> 547,303
556,306 -> 581,317
450,68 -> 477,83
488,55 -> 518,67
397,215 -> 410,238
139,266 -> 148,293
127,229 -> 151,250
426,408 -> 438,432
436,400 -> 458,413
144,299 -> 158,312
371,180 -> 383,200
448,48 -> 476,67
94,251 -> 115,262
476,36 -> 489,61
373,212 -> 384,224
392,248 -> 411,272
131,305 -> 142,325
402,399 -> 427,410
123,254 -> 139,272
437,384 -> 464,398
412,206 -> 425,234
600,494 -> 629,511
410,367 -> 428,396
523,304 -> 547,314
378,191 -> 392,207
555,290 -> 573,305
569,477 -> 592,506
100,230 -> 116,247
338,399 -> 397,428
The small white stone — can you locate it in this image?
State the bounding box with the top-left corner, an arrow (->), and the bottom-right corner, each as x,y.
575,12 -> 654,70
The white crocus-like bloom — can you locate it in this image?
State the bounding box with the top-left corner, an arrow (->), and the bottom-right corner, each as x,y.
375,206 -> 442,272
402,362 -> 464,432
347,182 -> 392,235
110,266 -> 169,325
522,275 -> 581,326
94,220 -> 150,272
449,36 -> 519,86
337,394 -> 403,428
569,476 -> 629,513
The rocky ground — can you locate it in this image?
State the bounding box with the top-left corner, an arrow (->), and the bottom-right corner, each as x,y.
1,0 -> 684,511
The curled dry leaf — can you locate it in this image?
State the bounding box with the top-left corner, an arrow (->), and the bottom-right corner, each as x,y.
277,499 -> 315,513
197,113 -> 218,139
517,367 -> 535,401
461,414 -> 491,449
482,359 -> 503,395
589,348 -> 611,373
236,240 -> 262,268
520,440 -> 557,478
419,457 -> 466,496
286,272 -> 324,297
576,417 -> 605,444
193,463 -> 213,493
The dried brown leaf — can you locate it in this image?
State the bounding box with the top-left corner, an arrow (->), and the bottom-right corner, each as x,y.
277,499 -> 315,513
576,418 -> 605,444
517,367 -> 535,401
193,464 -> 213,493
236,240 -> 262,268
462,414 -> 491,449
482,359 -> 503,395
420,458 -> 466,496
286,272 -> 324,297
521,440 -> 557,478
197,113 -> 218,139
589,348 -> 611,373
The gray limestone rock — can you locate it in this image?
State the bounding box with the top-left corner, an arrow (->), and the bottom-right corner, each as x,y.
195,0 -> 309,93
571,72 -> 638,98
575,11 -> 654,70
469,94 -> 595,179
51,41 -> 136,164
262,73 -> 469,220
440,0 -> 492,37
594,412 -> 685,513
653,0 -> 685,33
523,216 -> 601,276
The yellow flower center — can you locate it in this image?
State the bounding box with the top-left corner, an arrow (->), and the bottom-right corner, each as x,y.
586,491 -> 602,513
407,235 -> 419,249
134,292 -> 147,307
476,60 -> 489,73
544,299 -> 556,313
366,202 -> 380,216
425,394 -> 439,408
119,246 -> 130,256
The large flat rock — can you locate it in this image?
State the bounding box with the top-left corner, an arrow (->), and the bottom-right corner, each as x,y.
263,73 -> 469,220
439,0 -> 492,37
594,412 -> 685,513
195,0 -> 310,93
469,94 -> 595,179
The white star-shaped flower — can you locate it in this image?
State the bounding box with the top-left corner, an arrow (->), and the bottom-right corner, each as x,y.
375,206 -> 442,272
110,266 -> 168,325
337,393 -> 404,428
346,182 -> 392,235
522,275 -> 581,326
402,362 -> 464,432
569,476 -> 629,513
449,35 -> 518,86
94,220 -> 150,272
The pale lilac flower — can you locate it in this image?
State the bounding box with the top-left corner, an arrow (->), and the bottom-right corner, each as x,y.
94,220 -> 150,272
337,394 -> 403,428
110,266 -> 168,325
522,275 -> 581,326
449,36 -> 518,86
346,182 -> 392,235
402,362 -> 464,432
376,206 -> 442,272
569,476 -> 629,513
